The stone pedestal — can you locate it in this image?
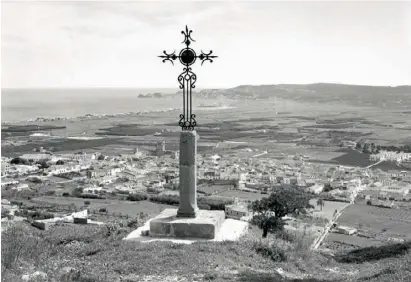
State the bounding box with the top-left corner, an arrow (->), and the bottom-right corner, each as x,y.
177,131 -> 199,218
149,208 -> 225,239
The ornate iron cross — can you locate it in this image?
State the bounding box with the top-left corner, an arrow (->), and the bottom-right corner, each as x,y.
159,26 -> 217,131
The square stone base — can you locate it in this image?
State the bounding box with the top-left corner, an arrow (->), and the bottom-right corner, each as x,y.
149,208 -> 225,239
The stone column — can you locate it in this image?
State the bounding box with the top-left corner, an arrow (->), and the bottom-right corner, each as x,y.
177,130 -> 198,218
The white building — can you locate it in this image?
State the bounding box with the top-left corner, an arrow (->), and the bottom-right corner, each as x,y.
11,183 -> 30,191
20,154 -> 51,162
1,161 -> 11,176
13,165 -> 40,175
380,184 -> 410,196
1,180 -> 19,187
47,165 -> 83,175
306,183 -> 324,194
225,204 -> 250,221
60,153 -> 97,162
370,150 -> 411,162
83,186 -> 105,194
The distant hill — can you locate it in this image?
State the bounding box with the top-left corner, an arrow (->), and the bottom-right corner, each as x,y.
174,83 -> 411,108
138,92 -> 163,98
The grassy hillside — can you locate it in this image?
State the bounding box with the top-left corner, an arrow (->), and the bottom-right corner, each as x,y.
1,217 -> 410,282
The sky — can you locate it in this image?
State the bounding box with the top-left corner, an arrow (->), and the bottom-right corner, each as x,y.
1,0 -> 411,88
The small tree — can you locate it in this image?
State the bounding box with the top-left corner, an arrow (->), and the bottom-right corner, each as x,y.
37,161 -> 50,169
370,143 -> 376,153
56,160 -> 65,165
362,143 -> 370,154
323,183 -> 333,192
10,157 -> 29,165
72,187 -> 84,197
248,188 -> 314,238
1,207 -> 10,218
98,154 -> 105,161
316,198 -> 325,211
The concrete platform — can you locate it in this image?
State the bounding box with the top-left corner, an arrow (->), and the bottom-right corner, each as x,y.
149,209 -> 225,239
124,209 -> 249,244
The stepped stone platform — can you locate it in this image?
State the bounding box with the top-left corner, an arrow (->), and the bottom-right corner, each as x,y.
149,209 -> 225,239
124,212 -> 248,244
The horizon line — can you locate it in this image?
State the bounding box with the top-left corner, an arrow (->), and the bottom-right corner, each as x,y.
2,82 -> 410,90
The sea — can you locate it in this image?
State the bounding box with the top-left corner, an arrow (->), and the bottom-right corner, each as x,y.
1,88 -> 186,123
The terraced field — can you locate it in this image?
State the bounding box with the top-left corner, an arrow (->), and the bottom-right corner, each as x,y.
323,204 -> 411,251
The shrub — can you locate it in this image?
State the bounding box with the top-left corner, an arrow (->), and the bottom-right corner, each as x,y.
72,187 -> 84,197
126,193 -> 148,202
198,196 -> 234,211
252,241 -> 287,262
10,157 -> 29,165
1,207 -> 10,218
149,194 -> 233,210
198,203 -> 211,210
1,225 -> 30,269
1,224 -> 50,270
99,208 -> 108,213
45,190 -> 56,196
80,194 -> 104,199
149,194 -> 180,206
147,187 -> 164,193
126,214 -> 147,229
335,241 -> 411,263
292,227 -> 315,258
275,230 -> 297,243
62,192 -> 70,197
10,201 -> 23,206
15,209 -> 54,220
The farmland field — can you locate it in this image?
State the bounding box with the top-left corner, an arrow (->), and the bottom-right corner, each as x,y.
30,196 -> 174,218
324,233 -> 383,252
90,201 -> 175,217
218,190 -> 266,201
310,200 -> 349,222
335,204 -> 411,239
198,184 -> 232,195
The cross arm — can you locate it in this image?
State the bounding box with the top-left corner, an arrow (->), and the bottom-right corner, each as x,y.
197,50 -> 218,65
159,51 -> 178,65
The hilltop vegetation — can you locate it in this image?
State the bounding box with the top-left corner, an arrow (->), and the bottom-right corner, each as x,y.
2,216 -> 410,282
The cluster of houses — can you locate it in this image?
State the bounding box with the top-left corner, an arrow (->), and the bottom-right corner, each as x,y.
370,150 -> 411,162
2,141 -> 411,214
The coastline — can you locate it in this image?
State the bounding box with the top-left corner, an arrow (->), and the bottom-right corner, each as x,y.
1,107 -> 181,125
1,105 -> 236,125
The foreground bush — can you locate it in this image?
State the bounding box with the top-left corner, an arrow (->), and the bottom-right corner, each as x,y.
252,240 -> 287,262
275,230 -> 297,243
1,224 -> 50,271
1,220 -> 410,282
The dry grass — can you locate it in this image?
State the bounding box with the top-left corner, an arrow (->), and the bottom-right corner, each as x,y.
1,218 -> 411,282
